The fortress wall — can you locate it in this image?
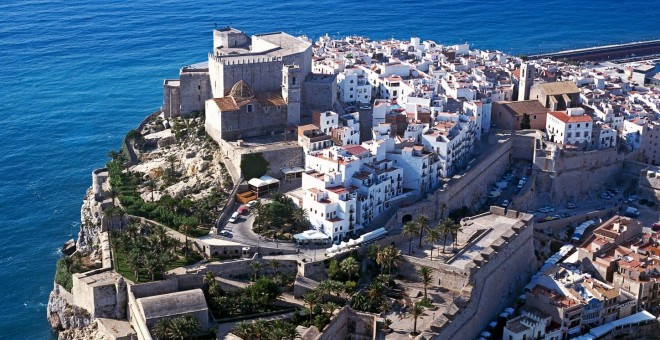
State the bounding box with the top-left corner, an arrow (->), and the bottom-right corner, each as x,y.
163,80 -> 180,118
434,219 -> 535,339
550,149 -> 624,202
129,279 -> 178,299
179,71 -> 212,116
512,132 -> 537,161
223,59 -> 285,94
432,139 -> 513,214
219,104 -> 289,141
638,166 -> 660,202
533,208 -> 615,232
257,145 -> 304,179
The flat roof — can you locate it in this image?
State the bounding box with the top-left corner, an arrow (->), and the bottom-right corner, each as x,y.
137,289 -> 208,320
447,210 -> 527,269
198,236 -> 246,247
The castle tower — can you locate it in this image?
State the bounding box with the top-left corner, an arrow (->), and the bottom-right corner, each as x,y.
282,65 -> 301,126
518,62 -> 535,101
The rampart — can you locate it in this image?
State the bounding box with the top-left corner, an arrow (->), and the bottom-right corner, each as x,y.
430,208 -> 536,339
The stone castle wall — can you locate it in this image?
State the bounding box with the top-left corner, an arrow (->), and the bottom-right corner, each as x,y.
179,70 -> 212,116
638,166 -> 660,202
217,138 -> 304,180
432,213 -> 535,339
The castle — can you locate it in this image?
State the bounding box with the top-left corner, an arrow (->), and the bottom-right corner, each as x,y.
163,27 -> 336,142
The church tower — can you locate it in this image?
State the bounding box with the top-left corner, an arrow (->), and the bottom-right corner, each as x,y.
518,62 -> 535,101
282,65 -> 301,126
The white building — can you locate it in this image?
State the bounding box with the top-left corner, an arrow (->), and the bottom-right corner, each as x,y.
337,67 -> 372,104
421,115 -> 477,177
546,108 -> 593,146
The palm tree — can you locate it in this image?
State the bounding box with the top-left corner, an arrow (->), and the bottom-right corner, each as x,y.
323,301 -> 338,316
145,176 -> 156,202
417,266 -> 433,301
376,245 -> 402,275
402,221 -> 418,255
232,321 -> 253,339
424,227 -> 441,260
126,249 -> 142,282
144,251 -> 160,281
152,318 -> 171,339
268,259 -> 281,275
180,225 -> 191,256
317,280 -> 333,302
438,218 -> 454,253
168,315 -> 200,340
292,206 -> 309,229
304,290 -> 322,325
407,302 -> 425,335
440,202 -> 448,219
451,222 -> 463,248
340,257 -> 359,280
415,215 -> 429,248
106,186 -> 119,207
249,261 -> 261,281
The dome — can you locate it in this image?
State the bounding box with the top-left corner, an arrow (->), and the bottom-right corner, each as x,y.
229,80 -> 254,99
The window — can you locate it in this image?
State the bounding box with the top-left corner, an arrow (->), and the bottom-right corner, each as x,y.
292,76 -> 297,85
247,104 -> 253,113
577,123 -> 581,128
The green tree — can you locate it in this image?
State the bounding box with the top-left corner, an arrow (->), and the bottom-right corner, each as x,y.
249,261 -> 261,281
407,303 -> 425,335
152,314 -> 199,340
438,218 -> 454,253
402,221 -> 418,255
340,257 -> 359,280
417,266 -> 433,301
268,259 -> 281,275
415,215 -> 429,248
304,291 -> 322,325
521,113 -> 531,129
327,258 -> 341,280
440,202 -> 448,219
241,153 -> 269,180
424,227 -> 441,260
376,245 -> 402,275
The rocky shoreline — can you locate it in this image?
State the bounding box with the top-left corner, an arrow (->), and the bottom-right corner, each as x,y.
46,111 -> 231,339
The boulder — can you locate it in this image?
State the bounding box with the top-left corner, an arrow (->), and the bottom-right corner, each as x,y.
62,239 -> 76,256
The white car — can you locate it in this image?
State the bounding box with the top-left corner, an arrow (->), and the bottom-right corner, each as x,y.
502,200 -> 510,207
247,199 -> 258,207
219,230 -> 232,237
228,212 -> 239,223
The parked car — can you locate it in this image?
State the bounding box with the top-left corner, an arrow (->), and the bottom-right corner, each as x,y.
219,230 -> 232,237
228,212 -> 239,223
246,199 -> 259,208
359,104 -> 371,110
566,203 -> 577,209
501,200 -> 510,207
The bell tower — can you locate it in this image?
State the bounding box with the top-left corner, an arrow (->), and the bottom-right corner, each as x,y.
518,62 -> 535,101
282,64 -> 301,126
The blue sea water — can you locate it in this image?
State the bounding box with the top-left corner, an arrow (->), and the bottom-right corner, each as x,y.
0,0 -> 658,338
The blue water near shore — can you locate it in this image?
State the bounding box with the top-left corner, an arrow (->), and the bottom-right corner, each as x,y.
0,0 -> 658,337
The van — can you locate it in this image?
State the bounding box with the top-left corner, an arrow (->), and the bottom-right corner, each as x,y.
228,212 -> 239,223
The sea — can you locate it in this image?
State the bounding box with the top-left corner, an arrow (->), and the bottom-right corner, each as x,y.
0,0 -> 658,338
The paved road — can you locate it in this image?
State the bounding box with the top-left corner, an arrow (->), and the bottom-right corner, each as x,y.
217,208 -> 328,261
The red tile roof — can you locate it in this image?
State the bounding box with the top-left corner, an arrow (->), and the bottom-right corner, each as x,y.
548,111 -> 592,123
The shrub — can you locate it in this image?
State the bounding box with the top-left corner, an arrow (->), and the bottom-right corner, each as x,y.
240,153 -> 269,180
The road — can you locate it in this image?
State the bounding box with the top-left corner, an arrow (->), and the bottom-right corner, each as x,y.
217,207 -> 328,261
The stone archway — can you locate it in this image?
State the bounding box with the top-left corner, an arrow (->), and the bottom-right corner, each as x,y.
402,214 -> 413,224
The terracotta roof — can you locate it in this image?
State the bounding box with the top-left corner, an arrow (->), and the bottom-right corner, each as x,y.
255,92 -> 286,107
548,111 -> 592,123
535,81 -> 579,95
342,145 -> 370,156
498,100 -> 548,117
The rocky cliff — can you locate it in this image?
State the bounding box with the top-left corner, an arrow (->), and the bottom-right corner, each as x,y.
47,284 -> 93,332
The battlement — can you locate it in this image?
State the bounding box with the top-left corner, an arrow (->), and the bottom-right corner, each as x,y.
208,52 -> 284,65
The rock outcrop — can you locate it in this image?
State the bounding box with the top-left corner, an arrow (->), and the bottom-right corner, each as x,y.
57,322 -> 109,340
47,284 -> 93,332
